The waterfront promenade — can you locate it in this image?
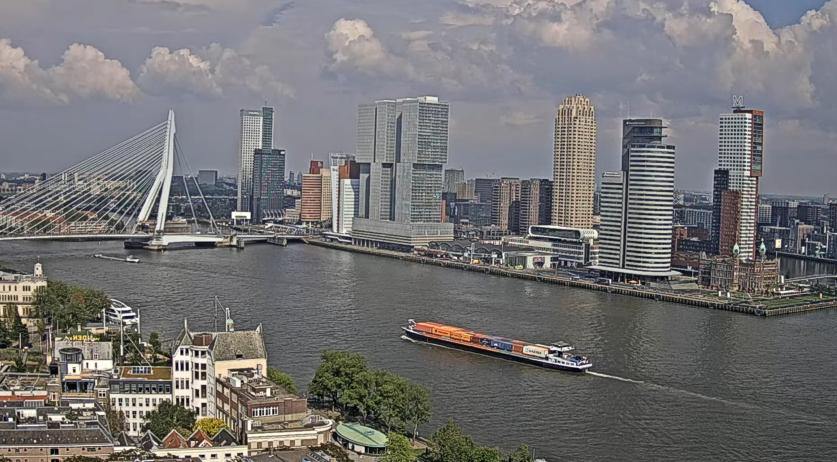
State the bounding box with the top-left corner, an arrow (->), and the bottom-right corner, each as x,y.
306,239 -> 837,317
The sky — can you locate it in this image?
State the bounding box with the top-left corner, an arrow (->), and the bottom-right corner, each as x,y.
0,0 -> 834,195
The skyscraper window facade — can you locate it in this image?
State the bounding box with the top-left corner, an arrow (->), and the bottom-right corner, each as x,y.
552,95 -> 596,228
444,169 -> 465,194
351,96 -> 454,250
250,148 -> 285,223
717,107 -> 764,260
597,119 -> 676,278
237,107 -> 275,212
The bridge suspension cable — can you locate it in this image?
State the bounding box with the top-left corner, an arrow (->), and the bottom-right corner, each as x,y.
0,110 -> 200,240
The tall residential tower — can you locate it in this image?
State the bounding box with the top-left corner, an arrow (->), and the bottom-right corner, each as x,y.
552,95 -> 596,228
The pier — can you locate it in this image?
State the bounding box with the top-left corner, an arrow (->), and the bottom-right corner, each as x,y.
306,239 -> 837,317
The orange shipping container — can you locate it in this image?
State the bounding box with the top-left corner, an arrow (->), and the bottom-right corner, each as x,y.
432,328 -> 452,337
451,331 -> 473,342
414,323 -> 435,333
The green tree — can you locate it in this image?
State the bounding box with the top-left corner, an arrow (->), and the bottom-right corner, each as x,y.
309,350 -> 368,410
402,382 -> 431,441
267,367 -> 299,395
12,352 -> 26,372
427,420 -> 477,462
381,432 -> 416,462
0,307 -> 11,346
193,417 -> 227,436
148,332 -> 162,364
472,446 -> 502,462
7,306 -> 27,346
143,401 -> 196,438
340,368 -> 379,421
508,444 -> 534,462
375,371 -> 409,433
106,406 -> 126,435
64,457 -> 101,462
34,281 -> 109,331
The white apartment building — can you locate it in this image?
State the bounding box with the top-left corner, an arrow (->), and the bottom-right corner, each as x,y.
337,177 -> 360,235
110,366 -> 173,436
718,108 -> 765,260
553,95 -> 597,229
172,318 -> 267,419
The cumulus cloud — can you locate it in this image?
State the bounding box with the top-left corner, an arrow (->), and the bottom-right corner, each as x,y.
325,18 -> 531,96
0,39 -> 139,104
436,0 -> 837,121
138,44 -> 293,99
138,46 -> 220,96
325,18 -> 404,76
50,44 -> 141,101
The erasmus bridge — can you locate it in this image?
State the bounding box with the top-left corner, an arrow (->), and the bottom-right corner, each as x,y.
0,110 -> 297,249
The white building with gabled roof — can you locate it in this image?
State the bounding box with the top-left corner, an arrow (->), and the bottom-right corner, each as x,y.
172,317 -> 266,418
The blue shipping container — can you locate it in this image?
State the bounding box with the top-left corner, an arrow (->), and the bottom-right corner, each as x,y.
489,339 -> 513,351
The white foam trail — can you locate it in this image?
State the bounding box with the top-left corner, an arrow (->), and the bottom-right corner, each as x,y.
586,371 -> 645,384
587,370 -> 832,424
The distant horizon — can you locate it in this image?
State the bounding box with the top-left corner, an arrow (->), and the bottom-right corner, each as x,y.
3,168 -> 834,202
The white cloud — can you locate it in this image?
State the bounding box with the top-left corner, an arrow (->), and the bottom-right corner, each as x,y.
138,46 -> 221,96
138,44 -> 293,99
0,39 -> 139,104
325,18 -> 404,76
325,18 -> 531,96
439,12 -> 495,27
50,44 -> 140,101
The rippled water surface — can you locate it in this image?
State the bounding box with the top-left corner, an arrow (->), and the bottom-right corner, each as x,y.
2,241 -> 836,461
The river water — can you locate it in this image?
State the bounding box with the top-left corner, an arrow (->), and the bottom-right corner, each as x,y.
2,240 -> 836,461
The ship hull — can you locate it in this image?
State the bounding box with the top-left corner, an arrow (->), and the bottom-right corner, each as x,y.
402,328 -> 589,372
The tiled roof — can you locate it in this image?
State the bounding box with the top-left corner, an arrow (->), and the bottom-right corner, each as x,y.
210,327 -> 266,362
0,428 -> 113,446
211,427 -> 237,446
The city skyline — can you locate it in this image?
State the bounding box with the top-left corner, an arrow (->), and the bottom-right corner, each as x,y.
0,1 -> 835,196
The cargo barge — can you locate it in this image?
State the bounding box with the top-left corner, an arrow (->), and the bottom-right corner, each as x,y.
401,319 -> 592,372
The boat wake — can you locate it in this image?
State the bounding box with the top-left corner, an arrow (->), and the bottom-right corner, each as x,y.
586,371 -> 644,384
587,371 -> 832,424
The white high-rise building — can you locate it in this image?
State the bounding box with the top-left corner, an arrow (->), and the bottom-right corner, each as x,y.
596,119 -> 677,279
552,95 -> 596,228
237,107 -> 274,211
172,318 -> 267,418
717,107 -> 764,260
337,176 -> 360,234
330,153 -> 353,232
598,172 -> 626,268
